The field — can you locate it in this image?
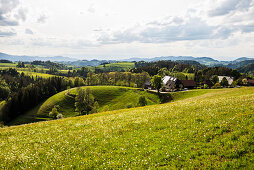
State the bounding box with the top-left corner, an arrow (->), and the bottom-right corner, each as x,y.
0,63 -> 17,68
0,87 -> 253,168
96,62 -> 135,71
17,70 -> 55,78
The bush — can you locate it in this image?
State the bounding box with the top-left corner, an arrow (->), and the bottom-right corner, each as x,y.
203,84 -> 209,89
212,83 -> 221,89
138,96 -> 147,106
49,106 -> 62,119
127,104 -> 133,108
56,113 -> 63,119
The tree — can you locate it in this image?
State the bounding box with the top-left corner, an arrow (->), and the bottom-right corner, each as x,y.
212,83 -> 221,89
138,96 -> 147,106
211,75 -> 219,84
0,79 -> 10,100
242,78 -> 248,86
151,75 -> 162,94
49,107 -> 59,119
220,77 -> 229,87
75,88 -> 95,115
16,61 -> 25,68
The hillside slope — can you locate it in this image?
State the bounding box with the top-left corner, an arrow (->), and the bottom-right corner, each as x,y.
37,86 -> 161,118
0,87 -> 253,169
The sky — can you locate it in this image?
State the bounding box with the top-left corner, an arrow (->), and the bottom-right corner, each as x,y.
0,0 -> 254,60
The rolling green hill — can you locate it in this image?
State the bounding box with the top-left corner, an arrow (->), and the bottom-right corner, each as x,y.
0,87 -> 253,169
37,86 -> 160,118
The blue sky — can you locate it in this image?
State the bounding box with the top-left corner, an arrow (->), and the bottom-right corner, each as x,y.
0,0 -> 254,60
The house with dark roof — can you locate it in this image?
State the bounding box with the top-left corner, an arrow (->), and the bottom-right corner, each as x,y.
144,80 -> 151,89
248,79 -> 254,86
180,80 -> 196,89
162,76 -> 182,91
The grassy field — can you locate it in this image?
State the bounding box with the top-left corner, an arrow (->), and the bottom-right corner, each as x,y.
96,62 -> 135,71
0,87 -> 253,168
37,86 -> 161,118
0,63 -> 17,68
17,70 -> 56,78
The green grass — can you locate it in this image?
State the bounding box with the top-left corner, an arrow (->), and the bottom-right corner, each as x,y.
0,63 -> 17,67
37,86 -> 160,118
170,89 -> 209,101
182,72 -> 195,80
0,87 -> 253,169
96,62 -> 135,71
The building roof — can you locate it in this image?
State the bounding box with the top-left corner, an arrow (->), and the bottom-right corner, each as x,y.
162,76 -> 177,85
248,79 -> 254,85
218,76 -> 233,85
180,80 -> 196,87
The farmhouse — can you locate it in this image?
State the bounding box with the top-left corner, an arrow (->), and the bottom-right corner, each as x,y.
218,76 -> 233,85
162,76 -> 182,91
248,79 -> 254,86
180,80 -> 196,89
144,80 -> 151,89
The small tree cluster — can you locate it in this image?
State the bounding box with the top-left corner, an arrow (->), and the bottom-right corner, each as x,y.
49,105 -> 63,119
151,75 -> 162,94
75,88 -> 98,115
138,96 -> 147,106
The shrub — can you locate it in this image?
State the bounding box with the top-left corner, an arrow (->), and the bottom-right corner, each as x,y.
138,96 -> 147,106
203,84 -> 209,89
56,113 -> 63,119
212,83 -> 221,89
49,107 -> 59,119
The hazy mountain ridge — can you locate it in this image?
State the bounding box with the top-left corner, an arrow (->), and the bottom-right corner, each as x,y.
1,52 -> 254,67
0,52 -> 78,62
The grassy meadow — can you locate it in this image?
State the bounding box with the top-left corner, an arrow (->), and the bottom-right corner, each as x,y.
0,87 -> 253,168
96,62 -> 135,71
17,70 -> 55,78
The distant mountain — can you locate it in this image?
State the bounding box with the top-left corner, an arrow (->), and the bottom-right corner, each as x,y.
227,60 -> 254,69
124,56 -> 221,66
237,63 -> 254,75
0,52 -> 78,62
1,51 -> 254,67
233,57 -> 254,63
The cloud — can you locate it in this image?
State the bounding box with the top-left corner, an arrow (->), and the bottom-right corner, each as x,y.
208,0 -> 253,16
87,4 -> 95,13
37,14 -> 47,23
14,8 -> 27,22
0,0 -> 27,26
25,28 -> 33,34
0,30 -> 16,37
98,17 -> 234,44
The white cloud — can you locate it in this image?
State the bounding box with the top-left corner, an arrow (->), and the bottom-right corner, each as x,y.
37,14 -> 47,23
25,28 -> 33,34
